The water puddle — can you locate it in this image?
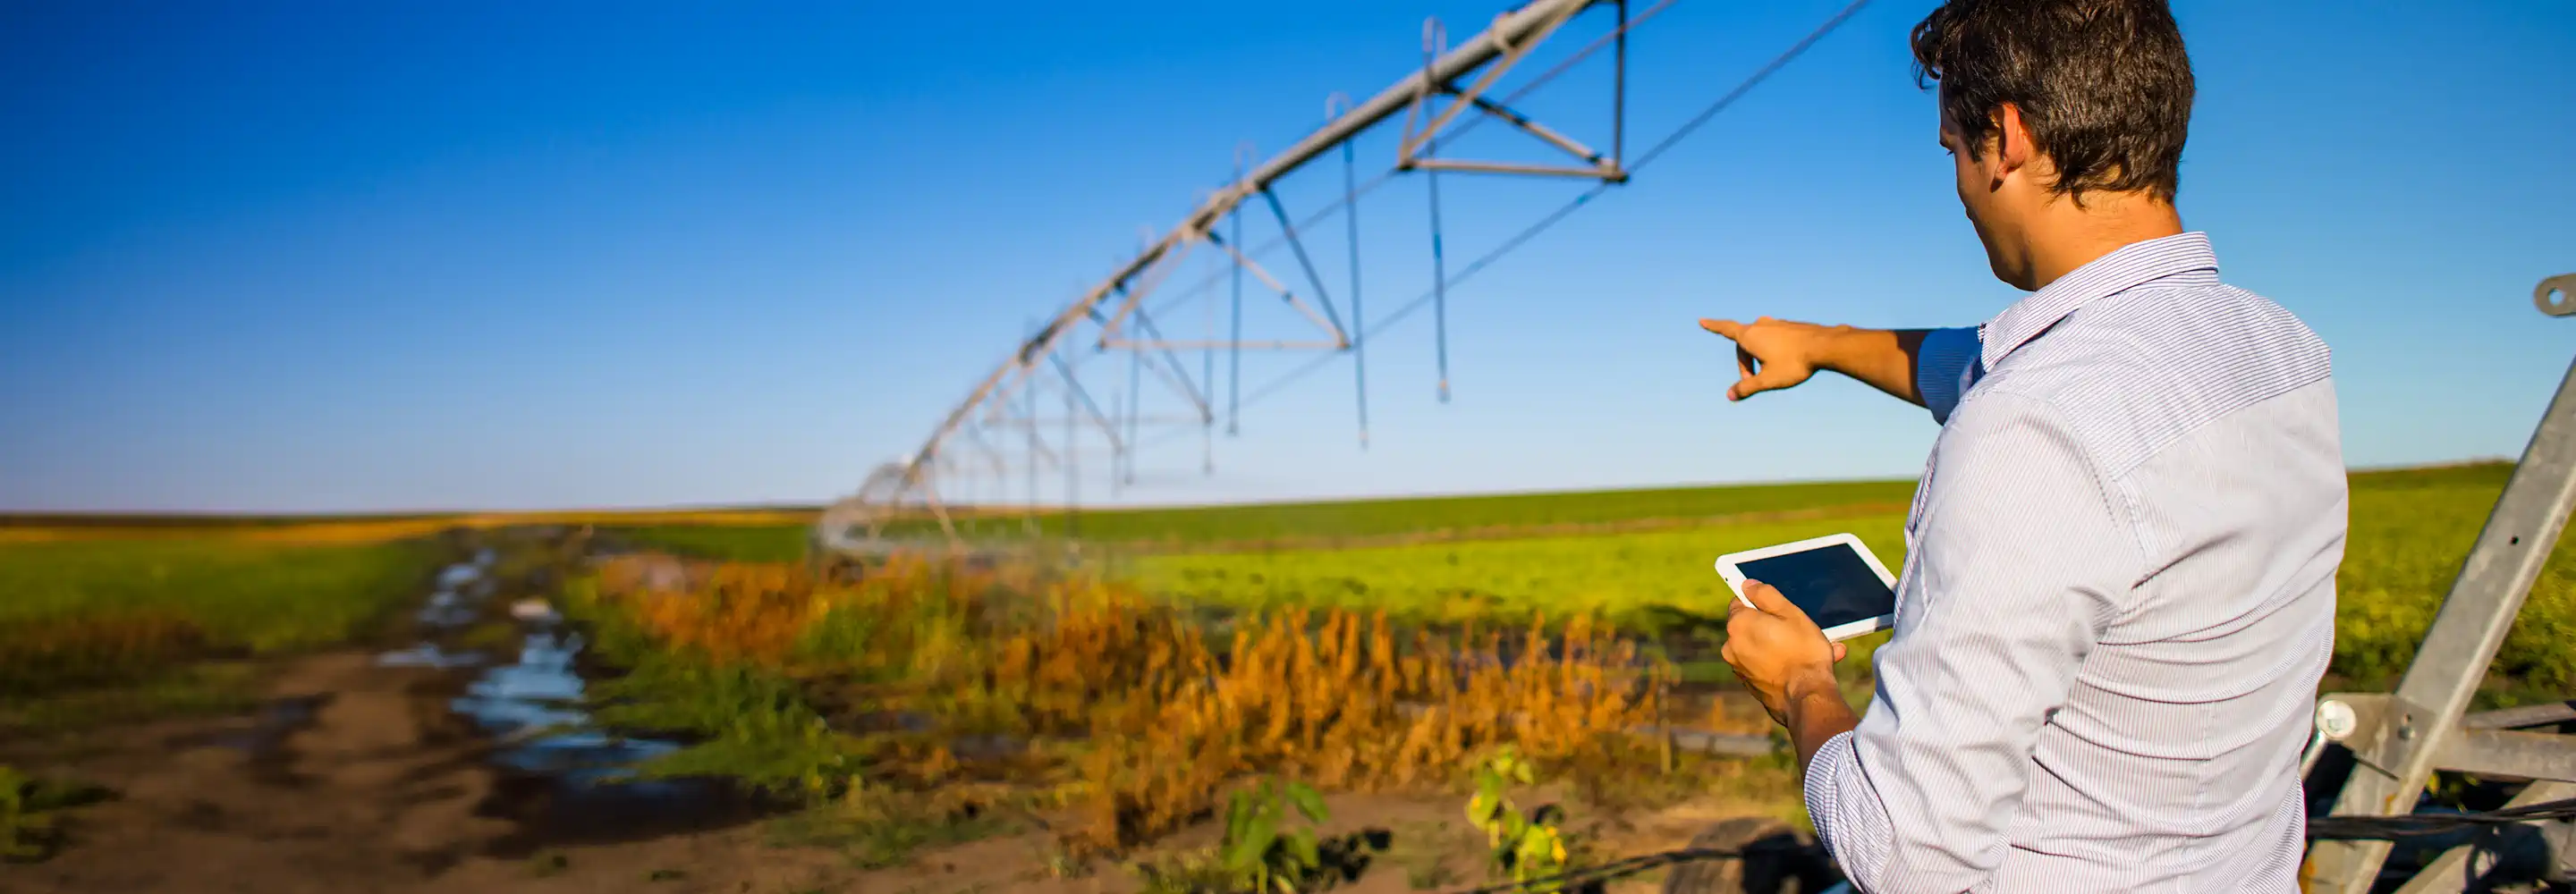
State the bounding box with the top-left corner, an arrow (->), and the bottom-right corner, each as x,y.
449,628 -> 681,782
389,544 -> 769,850
412,548 -> 498,631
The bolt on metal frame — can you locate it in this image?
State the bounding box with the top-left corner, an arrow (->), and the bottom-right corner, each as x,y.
2302,273 -> 2576,892
817,0 -> 1643,553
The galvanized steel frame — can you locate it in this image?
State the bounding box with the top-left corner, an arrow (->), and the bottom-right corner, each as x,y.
817,0 -> 1640,552
2303,273 -> 2576,891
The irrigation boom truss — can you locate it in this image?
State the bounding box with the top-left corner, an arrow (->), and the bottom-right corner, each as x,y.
818,0 -> 1650,553
814,0 -> 1882,554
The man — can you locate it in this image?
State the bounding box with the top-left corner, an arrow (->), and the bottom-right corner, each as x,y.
1705,1 -> 2344,891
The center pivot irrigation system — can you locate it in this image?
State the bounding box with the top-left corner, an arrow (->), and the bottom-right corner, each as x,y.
806,0 -> 2576,886
813,0 -> 1876,554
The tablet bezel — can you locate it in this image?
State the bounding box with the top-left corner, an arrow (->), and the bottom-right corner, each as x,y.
1713,532 -> 1898,642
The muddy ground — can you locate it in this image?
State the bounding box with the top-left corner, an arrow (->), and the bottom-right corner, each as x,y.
1,530 -> 1826,894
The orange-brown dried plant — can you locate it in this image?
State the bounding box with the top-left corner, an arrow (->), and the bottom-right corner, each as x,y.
583,552 -> 1671,856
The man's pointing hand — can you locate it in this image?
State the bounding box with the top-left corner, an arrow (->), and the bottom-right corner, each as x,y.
1699,317 -> 1932,408
1699,316 -> 1827,401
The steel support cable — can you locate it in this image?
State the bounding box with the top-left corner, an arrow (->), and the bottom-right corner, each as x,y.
1041,0 -> 1682,448
1339,92 -> 1372,448
868,1 -> 1682,525
1137,0 -> 1681,326
1424,20 -> 1454,403
1077,0 -> 1870,462
1191,0 -> 1876,425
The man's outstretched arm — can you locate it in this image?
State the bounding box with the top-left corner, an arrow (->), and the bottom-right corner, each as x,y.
1699,318 -> 1982,422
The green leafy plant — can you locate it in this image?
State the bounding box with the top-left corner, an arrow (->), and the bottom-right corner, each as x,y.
1224,779 -> 1328,893
627,703 -> 860,800
583,656 -> 863,799
1465,746 -> 1580,892
1215,778 -> 1387,893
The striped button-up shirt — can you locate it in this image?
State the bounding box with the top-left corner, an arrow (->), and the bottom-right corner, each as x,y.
1803,232 -> 2346,893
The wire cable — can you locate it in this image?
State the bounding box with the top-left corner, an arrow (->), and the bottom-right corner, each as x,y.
1004,0 -> 1877,473
1225,0 -> 1876,416
2305,797 -> 2576,839
1139,0 -> 1682,325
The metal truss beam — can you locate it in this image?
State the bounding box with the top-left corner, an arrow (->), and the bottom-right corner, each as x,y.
818,0 -> 1640,552
2304,273 -> 2576,892
1400,3 -> 1628,183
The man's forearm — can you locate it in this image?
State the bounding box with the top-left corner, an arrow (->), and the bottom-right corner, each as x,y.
1785,671 -> 1862,770
1817,327 -> 1932,407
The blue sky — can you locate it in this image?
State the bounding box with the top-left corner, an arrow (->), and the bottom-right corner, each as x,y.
3,1 -> 2571,513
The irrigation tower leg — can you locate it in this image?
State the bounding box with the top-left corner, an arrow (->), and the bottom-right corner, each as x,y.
2306,273 -> 2576,891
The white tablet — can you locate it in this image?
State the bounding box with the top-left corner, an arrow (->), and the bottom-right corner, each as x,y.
1713,532 -> 1898,643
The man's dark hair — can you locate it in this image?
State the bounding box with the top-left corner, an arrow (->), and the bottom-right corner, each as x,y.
1910,0 -> 2194,204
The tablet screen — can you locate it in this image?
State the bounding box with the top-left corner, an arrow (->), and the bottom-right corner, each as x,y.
1735,542 -> 1895,630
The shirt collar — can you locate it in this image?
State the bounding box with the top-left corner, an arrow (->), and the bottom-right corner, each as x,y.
1979,231 -> 2219,370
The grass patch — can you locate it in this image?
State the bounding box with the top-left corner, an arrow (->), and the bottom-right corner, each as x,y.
0,662 -> 266,735
611,525 -> 811,563
0,534 -> 440,734
0,536 -> 441,653
1033,477 -> 1917,546
2334,463 -> 2576,704
587,660 -> 865,799
1132,508 -> 1904,637
870,478 -> 1919,549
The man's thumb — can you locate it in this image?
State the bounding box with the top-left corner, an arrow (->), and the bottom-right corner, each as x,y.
1742,579 -> 1794,615
1729,366 -> 1798,401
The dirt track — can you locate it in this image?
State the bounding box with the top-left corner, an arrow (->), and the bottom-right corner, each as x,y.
6,652 -> 1820,894
5,647 -> 869,894
2,531 -> 1825,894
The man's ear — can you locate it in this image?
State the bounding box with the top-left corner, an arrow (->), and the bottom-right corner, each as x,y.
1990,103 -> 2033,189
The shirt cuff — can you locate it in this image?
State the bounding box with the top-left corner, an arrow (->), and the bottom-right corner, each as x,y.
1804,730 -> 1894,886
1916,325 -> 1982,425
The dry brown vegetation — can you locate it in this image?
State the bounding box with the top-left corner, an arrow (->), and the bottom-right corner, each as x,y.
580,552 -> 1677,858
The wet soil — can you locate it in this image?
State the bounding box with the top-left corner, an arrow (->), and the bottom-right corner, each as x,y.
0,530 -> 824,893
2,528 -> 1815,894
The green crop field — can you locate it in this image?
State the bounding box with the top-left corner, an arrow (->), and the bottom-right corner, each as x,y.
0,536 -> 440,649
0,534 -> 443,730
1124,503 -> 1904,632
1008,477 -> 1919,546
608,477 -> 1921,561
611,524 -> 813,563
1127,461 -> 2574,705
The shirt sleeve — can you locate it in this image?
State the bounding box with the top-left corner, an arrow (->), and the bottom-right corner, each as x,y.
1801,390 -> 2132,893
1915,326 -> 1983,425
